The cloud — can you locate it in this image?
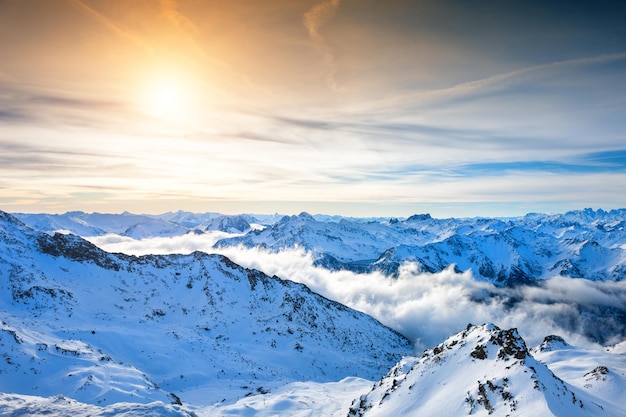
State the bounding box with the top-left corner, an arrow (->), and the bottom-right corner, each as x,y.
0,109 -> 29,123
303,0 -> 344,92
0,139 -> 135,171
0,78 -> 130,130
214,247 -> 626,350
27,94 -> 122,110
459,151 -> 626,176
67,0 -> 157,58
225,248 -> 626,348
160,0 -> 198,34
88,236 -> 626,351
583,150 -> 626,169
359,51 -> 626,115
85,231 -> 238,256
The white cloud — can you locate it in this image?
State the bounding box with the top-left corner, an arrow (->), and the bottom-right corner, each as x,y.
303,0 -> 344,92
90,236 -> 626,351
85,231 -> 236,256
224,247 -> 626,350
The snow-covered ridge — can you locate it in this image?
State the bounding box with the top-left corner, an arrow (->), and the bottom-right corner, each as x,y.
0,210 -> 411,409
348,323 -> 624,416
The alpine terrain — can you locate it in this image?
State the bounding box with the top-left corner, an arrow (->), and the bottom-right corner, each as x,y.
1,208 -> 625,416
348,324 -> 624,416
0,211 -> 411,415
16,208 -> 625,286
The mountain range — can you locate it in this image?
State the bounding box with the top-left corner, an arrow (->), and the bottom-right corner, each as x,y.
15,208 -> 626,286
2,208 -> 625,416
213,209 -> 626,286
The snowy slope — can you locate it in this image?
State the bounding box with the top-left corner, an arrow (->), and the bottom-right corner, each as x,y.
151,210 -> 283,229
347,324 -> 623,417
0,393 -> 196,417
201,377 -> 372,417
201,214 -> 254,233
532,335 -> 626,412
0,379 -> 374,416
0,211 -> 412,408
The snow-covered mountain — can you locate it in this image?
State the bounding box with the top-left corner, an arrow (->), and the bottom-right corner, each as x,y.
14,211 -> 191,238
201,214 -> 255,233
151,210 -> 285,229
347,323 -> 624,416
12,211 -> 263,238
214,209 -> 626,285
0,211 -> 412,409
3,208 -> 626,416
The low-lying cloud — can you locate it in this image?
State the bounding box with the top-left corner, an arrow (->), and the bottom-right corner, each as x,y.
85,231 -> 237,256
89,234 -> 626,351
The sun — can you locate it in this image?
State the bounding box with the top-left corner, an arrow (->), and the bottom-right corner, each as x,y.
152,83 -> 180,113
138,72 -> 195,124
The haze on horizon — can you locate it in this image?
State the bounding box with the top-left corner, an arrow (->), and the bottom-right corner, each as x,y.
1,0 -> 625,218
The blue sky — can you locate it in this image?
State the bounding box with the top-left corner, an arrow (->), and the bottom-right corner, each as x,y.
0,0 -> 625,217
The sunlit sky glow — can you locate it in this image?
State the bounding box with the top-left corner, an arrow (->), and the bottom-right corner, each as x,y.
1,0 -> 625,217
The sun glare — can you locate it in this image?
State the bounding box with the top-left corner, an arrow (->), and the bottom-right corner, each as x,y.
139,72 -> 195,124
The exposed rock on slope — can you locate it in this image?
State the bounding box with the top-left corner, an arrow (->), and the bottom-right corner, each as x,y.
348,323 -> 621,416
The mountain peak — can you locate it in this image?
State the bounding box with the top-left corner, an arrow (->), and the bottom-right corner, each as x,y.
297,211 -> 314,220
406,213 -> 432,222
423,323 -> 528,363
533,335 -> 572,353
348,323 -> 614,416
0,210 -> 24,226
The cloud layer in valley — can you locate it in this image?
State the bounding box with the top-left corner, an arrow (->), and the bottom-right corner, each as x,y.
88,233 -> 626,350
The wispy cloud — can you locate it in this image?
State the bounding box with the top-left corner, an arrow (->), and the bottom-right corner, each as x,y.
0,109 -> 29,123
160,0 -> 198,34
303,0 -> 344,92
0,78 -> 132,132
584,149 -> 626,168
459,150 -> 626,177
0,140 -> 131,169
360,51 -> 626,114
66,0 -> 158,58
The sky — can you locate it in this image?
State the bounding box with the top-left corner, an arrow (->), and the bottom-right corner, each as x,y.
1,0 -> 625,218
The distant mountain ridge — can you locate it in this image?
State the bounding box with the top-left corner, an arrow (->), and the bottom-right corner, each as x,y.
14,208 -> 626,286
13,211 -> 259,237
214,209 -> 626,285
